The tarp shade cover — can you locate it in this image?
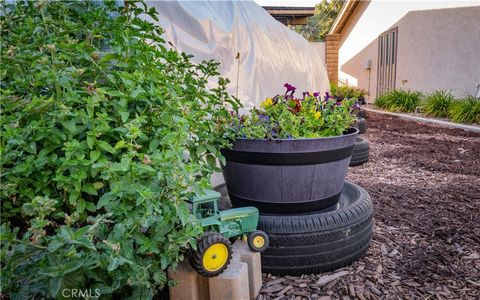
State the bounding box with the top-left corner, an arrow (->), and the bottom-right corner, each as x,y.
145,0 -> 330,108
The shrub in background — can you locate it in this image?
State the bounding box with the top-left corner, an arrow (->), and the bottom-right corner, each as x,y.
330,84 -> 367,100
375,90 -> 423,112
449,96 -> 480,124
0,1 -> 239,298
422,90 -> 455,118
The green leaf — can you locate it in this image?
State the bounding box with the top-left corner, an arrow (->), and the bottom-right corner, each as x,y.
48,240 -> 64,252
108,257 -> 132,272
49,277 -> 63,298
130,86 -> 145,98
153,271 -> 166,284
72,236 -> 96,251
25,142 -> 37,154
81,184 -> 98,196
97,192 -> 115,209
99,53 -> 119,64
68,191 -> 79,205
218,154 -> 226,166
104,89 -> 124,97
114,140 -> 126,150
206,154 -> 216,168
77,199 -> 85,213
97,141 -> 116,154
119,111 -> 129,123
137,164 -> 156,174
93,182 -> 104,189
87,132 -> 96,150
90,150 -> 101,162
120,155 -> 130,172
61,120 -> 77,133
85,201 -> 96,212
177,203 -> 190,226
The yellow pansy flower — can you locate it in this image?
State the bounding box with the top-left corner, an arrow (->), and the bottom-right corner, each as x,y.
314,111 -> 321,119
261,98 -> 273,108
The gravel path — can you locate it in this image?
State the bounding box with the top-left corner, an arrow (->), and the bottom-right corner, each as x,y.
259,112 -> 480,300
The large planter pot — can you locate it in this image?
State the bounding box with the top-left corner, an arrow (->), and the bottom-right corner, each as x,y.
220,128 -> 358,213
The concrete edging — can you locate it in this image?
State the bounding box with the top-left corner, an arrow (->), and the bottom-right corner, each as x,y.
168,240 -> 262,300
364,107 -> 480,133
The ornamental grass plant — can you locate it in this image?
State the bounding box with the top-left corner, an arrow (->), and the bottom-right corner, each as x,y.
449,96 -> 480,124
422,90 -> 455,118
374,90 -> 423,112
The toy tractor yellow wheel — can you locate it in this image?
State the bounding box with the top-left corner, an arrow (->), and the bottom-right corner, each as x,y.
247,230 -> 269,252
189,231 -> 232,277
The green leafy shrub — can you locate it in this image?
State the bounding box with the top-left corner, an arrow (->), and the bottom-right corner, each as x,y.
236,84 -> 357,139
375,90 -> 422,112
330,84 -> 367,100
449,96 -> 480,124
422,90 -> 455,117
0,1 -> 239,298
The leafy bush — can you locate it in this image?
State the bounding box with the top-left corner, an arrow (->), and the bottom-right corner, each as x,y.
0,1 -> 239,298
449,96 -> 480,124
330,84 -> 367,100
422,90 -> 455,117
375,90 -> 422,112
236,84 -> 357,139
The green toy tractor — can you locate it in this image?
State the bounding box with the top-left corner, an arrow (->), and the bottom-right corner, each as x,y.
186,190 -> 269,277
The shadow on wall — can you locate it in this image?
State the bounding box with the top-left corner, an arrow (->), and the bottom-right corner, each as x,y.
341,39 -> 378,102
340,6 -> 480,101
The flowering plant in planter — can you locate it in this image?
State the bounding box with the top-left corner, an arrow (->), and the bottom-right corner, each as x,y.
221,84 -> 360,215
236,84 -> 358,139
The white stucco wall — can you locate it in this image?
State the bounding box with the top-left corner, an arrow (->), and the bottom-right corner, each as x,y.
311,42 -> 326,66
338,0 -> 480,100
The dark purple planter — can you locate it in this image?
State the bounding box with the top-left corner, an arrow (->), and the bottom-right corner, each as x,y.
221,128 -> 358,213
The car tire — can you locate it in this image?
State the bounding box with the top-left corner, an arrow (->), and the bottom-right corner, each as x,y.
349,137 -> 370,167
258,182 -> 373,275
357,108 -> 367,119
356,117 -> 367,134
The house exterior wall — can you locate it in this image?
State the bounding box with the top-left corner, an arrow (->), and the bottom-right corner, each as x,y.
325,35 -> 340,84
337,0 -> 480,102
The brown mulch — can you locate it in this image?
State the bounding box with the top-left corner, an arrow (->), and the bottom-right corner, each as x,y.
259,112 -> 480,300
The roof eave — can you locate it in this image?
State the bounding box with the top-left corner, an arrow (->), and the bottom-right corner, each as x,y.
329,0 -> 360,35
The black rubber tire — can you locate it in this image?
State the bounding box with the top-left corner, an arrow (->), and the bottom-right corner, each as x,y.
357,108 -> 367,119
189,231 -> 232,277
258,182 -> 373,276
247,230 -> 269,253
349,137 -> 370,167
356,117 -> 367,134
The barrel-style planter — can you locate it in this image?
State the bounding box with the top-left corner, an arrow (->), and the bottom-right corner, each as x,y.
221,128 -> 358,213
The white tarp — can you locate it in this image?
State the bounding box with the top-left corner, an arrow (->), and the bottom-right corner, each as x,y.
145,0 -> 330,107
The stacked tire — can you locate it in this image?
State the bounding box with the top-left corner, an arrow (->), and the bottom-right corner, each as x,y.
349,137 -> 370,167
259,182 -> 373,275
351,108 -> 370,167
216,182 -> 374,276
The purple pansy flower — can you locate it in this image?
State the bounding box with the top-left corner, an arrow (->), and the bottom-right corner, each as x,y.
324,92 -> 332,101
259,114 -> 270,121
284,83 -> 297,99
284,83 -> 296,92
313,92 -> 320,97
302,91 -> 310,99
